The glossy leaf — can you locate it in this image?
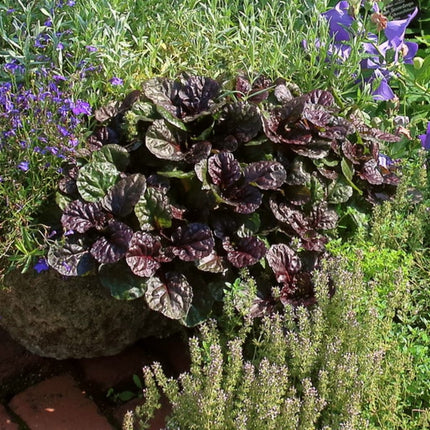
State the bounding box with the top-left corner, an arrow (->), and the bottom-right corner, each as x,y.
208,152 -> 241,188
145,272 -> 193,320
224,236 -> 267,268
135,187 -> 172,231
61,200 -> 109,233
77,162 -> 119,202
92,144 -> 130,171
266,243 -> 301,284
47,238 -> 95,277
244,161 -> 286,190
102,174 -> 146,217
146,119 -> 185,161
196,250 -> 227,273
90,221 -> 133,264
126,232 -> 162,277
171,223 -> 214,261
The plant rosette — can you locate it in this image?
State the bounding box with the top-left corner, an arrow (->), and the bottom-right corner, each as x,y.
45,74 -> 402,325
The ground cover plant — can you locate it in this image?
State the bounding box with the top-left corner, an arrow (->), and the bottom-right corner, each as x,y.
1,0 -> 430,428
45,74 -> 402,325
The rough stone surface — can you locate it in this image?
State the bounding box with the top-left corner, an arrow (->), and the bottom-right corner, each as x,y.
8,374 -> 113,430
0,269 -> 179,359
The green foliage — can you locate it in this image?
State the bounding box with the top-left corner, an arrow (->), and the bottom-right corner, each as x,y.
124,256 -> 425,429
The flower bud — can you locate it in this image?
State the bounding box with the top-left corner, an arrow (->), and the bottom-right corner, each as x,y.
413,57 -> 424,69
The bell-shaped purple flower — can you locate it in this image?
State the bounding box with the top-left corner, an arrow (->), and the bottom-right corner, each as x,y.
370,69 -> 395,101
384,8 -> 418,50
322,1 -> 354,41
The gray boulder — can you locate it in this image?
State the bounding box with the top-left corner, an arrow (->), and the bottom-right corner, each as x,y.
0,268 -> 179,359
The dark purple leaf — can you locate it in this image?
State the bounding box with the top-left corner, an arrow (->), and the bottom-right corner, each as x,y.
125,231 -> 162,277
244,161 -> 286,190
184,140 -> 212,164
145,119 -> 186,161
280,271 -> 316,307
142,77 -> 180,116
273,79 -> 294,103
304,89 -> 334,106
47,238 -> 95,276
302,103 -> 333,127
208,152 -> 241,188
196,250 -> 227,273
235,75 -> 252,96
94,101 -> 119,122
249,296 -> 278,318
119,89 -> 142,112
311,204 -> 339,230
224,184 -> 263,214
145,272 -> 193,319
224,236 -> 267,268
176,75 -> 220,119
301,234 -> 328,252
171,223 -> 214,261
213,102 -> 262,144
358,159 -> 384,185
270,200 -> 309,235
61,200 -> 110,233
342,140 -> 377,165
90,221 -> 133,264
266,244 -> 301,284
102,174 -> 146,217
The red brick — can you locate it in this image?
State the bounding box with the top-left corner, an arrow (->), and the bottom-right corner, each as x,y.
0,404 -> 19,430
8,373 -> 113,430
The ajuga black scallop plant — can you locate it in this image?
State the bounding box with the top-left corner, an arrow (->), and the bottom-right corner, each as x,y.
46,74 -> 401,325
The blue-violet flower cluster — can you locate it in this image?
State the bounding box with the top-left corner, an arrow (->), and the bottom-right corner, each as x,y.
321,1 -> 418,100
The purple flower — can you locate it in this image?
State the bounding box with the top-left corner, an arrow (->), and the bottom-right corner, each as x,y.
4,60 -> 25,75
18,161 -> 30,172
384,8 -> 418,50
109,77 -> 124,86
57,125 -> 70,136
419,122 -> 430,151
56,42 -> 64,51
86,45 -> 97,52
34,258 -> 49,273
321,1 -> 354,42
71,99 -> 92,115
370,69 -> 395,101
401,41 -> 418,64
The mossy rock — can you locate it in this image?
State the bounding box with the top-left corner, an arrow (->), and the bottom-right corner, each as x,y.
0,268 -> 179,359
